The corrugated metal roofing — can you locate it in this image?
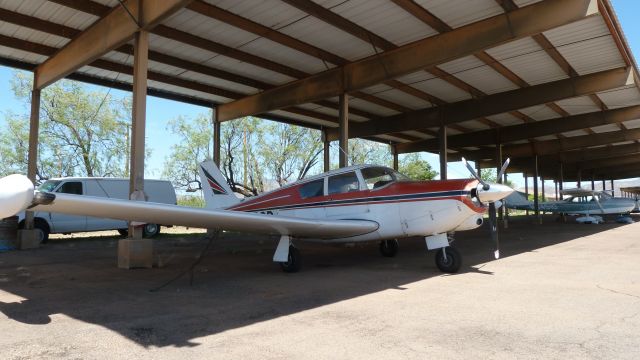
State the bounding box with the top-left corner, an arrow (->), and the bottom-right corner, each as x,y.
0,0 -> 639,177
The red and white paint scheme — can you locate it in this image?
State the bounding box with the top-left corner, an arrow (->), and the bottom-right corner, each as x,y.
0,161 -> 513,273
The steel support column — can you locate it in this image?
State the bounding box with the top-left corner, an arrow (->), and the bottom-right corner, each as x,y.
338,93 -> 348,168
213,108 -> 220,167
128,30 -> 149,240
577,169 -> 582,188
524,172 -> 529,216
559,162 -> 564,191
24,86 -> 41,231
602,179 -> 606,191
533,156 -> 540,223
392,145 -> 399,171
611,179 -> 615,196
322,129 -> 330,172
591,174 -> 595,190
439,126 -> 447,180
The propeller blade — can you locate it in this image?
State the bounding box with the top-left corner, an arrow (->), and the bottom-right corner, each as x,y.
488,202 -> 500,259
462,157 -> 490,190
0,174 -> 35,218
497,158 -> 511,183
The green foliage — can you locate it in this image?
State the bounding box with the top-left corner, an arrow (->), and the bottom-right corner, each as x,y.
1,71 -> 131,180
177,195 -> 205,208
345,138 -> 392,167
259,123 -> 323,186
398,153 -> 438,180
161,113 -> 214,191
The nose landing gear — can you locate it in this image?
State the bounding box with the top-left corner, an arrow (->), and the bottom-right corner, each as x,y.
435,246 -> 461,273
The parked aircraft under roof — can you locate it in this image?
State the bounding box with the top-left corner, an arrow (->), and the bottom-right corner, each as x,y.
0,160 -> 514,273
505,188 -> 635,224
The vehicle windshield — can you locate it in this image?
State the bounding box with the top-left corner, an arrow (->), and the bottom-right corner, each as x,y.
38,180 -> 61,192
361,166 -> 409,190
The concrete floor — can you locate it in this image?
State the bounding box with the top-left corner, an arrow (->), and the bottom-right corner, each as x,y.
0,215 -> 639,359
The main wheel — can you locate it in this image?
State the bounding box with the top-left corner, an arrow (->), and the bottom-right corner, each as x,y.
143,224 -> 160,238
280,245 -> 301,273
435,246 -> 461,273
379,239 -> 399,257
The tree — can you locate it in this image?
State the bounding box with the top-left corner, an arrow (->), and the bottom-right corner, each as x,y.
161,113 -> 213,192
258,123 -> 323,186
398,153 -> 438,180
333,138 -> 392,167
1,71 -> 131,180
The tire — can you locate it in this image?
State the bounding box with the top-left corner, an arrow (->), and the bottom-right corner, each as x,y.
435,246 -> 461,273
117,229 -> 128,237
34,219 -> 50,244
379,239 -> 399,257
280,246 -> 301,273
143,224 -> 160,238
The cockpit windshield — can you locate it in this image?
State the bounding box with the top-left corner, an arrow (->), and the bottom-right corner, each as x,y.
361,166 -> 408,190
38,180 -> 61,192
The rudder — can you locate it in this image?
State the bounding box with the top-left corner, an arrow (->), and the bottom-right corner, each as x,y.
198,161 -> 240,209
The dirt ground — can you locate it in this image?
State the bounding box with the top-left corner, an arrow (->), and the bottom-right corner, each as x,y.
1,215 -> 639,359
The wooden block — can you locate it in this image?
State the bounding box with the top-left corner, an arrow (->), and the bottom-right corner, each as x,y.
118,239 -> 153,269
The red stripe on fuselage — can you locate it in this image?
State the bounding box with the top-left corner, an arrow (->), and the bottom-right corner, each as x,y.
229,179 -> 485,214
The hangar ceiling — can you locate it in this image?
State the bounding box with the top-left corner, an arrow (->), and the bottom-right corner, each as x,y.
0,0 -> 639,181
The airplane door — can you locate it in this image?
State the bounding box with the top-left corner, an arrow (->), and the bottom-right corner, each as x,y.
49,181 -> 87,233
326,171 -> 370,219
285,178 -> 326,220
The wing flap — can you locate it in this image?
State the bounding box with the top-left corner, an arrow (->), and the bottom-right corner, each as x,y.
32,192 -> 379,239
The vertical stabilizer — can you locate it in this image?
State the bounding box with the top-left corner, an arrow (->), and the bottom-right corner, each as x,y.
198,161 -> 240,209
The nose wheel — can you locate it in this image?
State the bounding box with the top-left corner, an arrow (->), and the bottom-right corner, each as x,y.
379,239 -> 399,257
435,246 -> 461,273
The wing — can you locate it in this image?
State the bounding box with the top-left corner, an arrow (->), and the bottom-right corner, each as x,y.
31,192 -> 379,239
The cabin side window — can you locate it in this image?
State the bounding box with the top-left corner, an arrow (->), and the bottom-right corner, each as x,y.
57,181 -> 83,195
328,172 -> 360,195
299,179 -> 325,199
361,167 -> 395,190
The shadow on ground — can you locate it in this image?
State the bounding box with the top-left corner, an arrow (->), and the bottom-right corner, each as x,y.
0,214 -> 631,347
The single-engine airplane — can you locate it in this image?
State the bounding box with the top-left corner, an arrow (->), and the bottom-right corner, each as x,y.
0,158 -> 513,273
505,188 -> 635,224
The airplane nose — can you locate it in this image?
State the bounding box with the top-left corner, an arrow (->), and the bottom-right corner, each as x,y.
0,174 -> 34,218
476,183 -> 514,203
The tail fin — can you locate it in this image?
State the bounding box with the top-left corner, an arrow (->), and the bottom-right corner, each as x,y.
198,161 -> 240,209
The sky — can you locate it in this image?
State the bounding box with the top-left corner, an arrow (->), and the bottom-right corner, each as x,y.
0,0 -> 639,188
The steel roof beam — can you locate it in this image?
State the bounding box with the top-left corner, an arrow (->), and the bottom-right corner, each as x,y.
328,67 -> 632,141
216,0 -> 598,121
460,126 -> 640,160
34,0 -> 193,89
395,104 -> 640,153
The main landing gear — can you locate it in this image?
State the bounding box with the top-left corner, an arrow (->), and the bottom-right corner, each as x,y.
274,235 -> 301,273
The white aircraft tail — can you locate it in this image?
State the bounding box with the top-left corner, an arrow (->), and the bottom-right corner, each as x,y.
198,161 -> 240,209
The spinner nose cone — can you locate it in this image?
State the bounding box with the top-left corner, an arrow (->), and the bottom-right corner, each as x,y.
476,183 -> 514,203
0,174 -> 34,218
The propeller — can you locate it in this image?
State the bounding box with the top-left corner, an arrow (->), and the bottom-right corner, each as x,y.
462,157 -> 490,190
462,157 -> 512,259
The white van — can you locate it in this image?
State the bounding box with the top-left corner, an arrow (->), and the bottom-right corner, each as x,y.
18,177 -> 177,243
